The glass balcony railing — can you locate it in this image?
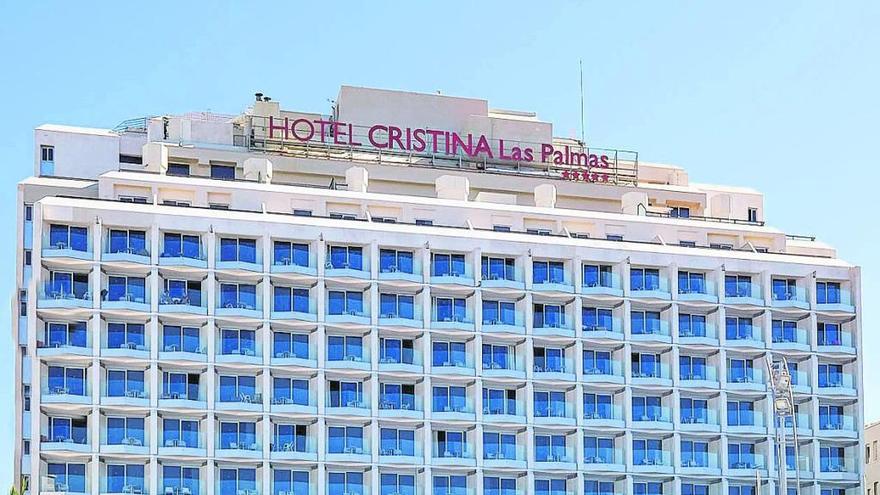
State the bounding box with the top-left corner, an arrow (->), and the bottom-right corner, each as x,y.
728,453 -> 766,470
631,362 -> 671,381
533,401 -> 575,420
680,452 -> 720,470
533,357 -> 574,375
583,446 -> 625,466
818,372 -> 856,391
819,413 -> 856,432
817,330 -> 855,350
583,404 -> 624,422
582,359 -> 623,379
535,446 -> 575,463
632,449 -> 673,467
680,408 -> 720,427
679,365 -> 719,384
631,406 -> 672,424
433,443 -> 475,460
630,276 -> 670,298
725,282 -> 763,303
771,285 -> 808,306
727,367 -> 765,386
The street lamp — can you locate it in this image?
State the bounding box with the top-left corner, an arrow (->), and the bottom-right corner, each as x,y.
765,356 -> 802,495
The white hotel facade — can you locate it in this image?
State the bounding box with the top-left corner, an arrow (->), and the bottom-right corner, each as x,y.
11,86 -> 863,495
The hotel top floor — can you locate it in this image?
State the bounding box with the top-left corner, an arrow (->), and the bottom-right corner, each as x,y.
26,85 -> 844,263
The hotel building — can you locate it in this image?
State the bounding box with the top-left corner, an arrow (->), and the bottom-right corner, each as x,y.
11,86 -> 864,495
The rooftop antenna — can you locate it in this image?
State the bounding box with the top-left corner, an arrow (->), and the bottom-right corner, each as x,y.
579,59 -> 586,146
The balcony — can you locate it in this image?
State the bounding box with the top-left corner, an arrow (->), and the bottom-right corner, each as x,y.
631,363 -> 672,386
41,436 -> 91,454
430,263 -> 474,288
771,286 -> 809,310
379,438 -> 423,465
532,273 -> 574,295
159,251 -> 207,269
727,413 -> 767,435
582,272 -> 623,298
102,292 -> 150,313
724,281 -> 764,307
630,319 -> 671,343
631,406 -> 673,430
817,330 -> 856,355
158,438 -> 207,458
326,395 -> 370,417
631,449 -> 673,474
100,437 -> 149,455
581,359 -> 624,385
378,394 -> 423,420
482,444 -> 526,470
678,321 -> 719,346
270,391 -> 317,415
482,400 -> 526,424
816,286 -> 856,314
378,350 -> 422,374
378,252 -> 421,284
103,246 -> 150,265
819,455 -> 859,482
534,446 -> 576,470
432,444 -> 476,467
272,244 -> 316,278
581,316 -> 623,341
728,453 -> 767,476
677,281 -> 718,304
159,291 -> 207,316
679,409 -> 721,433
629,275 -> 671,301
216,393 -> 264,413
726,367 -> 766,392
38,342 -> 92,359
772,326 -> 810,352
725,324 -> 764,348
481,311 -> 526,335
433,356 -> 475,377
159,343 -> 207,363
42,387 -> 91,406
270,437 -> 318,462
378,305 -> 423,329
481,355 -> 526,380
432,399 -> 476,422
216,439 -> 262,460
481,265 -> 524,291
818,372 -> 857,397
583,404 -> 625,428
42,241 -> 92,263
679,366 -> 720,389
325,308 -> 370,326
38,285 -> 92,310
679,452 -> 721,476
533,357 -> 576,381
215,300 -> 262,319
818,414 -> 858,439
582,446 -> 625,473
533,402 -> 576,426
432,312 -> 475,332
532,314 -> 574,337
102,389 -> 149,408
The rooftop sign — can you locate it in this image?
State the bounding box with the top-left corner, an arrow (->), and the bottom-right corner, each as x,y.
247,115 -> 638,186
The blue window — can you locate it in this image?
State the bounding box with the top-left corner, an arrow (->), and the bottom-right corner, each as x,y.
380,428 -> 415,456
820,446 -> 846,471
727,400 -> 755,426
47,366 -> 86,395
681,484 -> 709,495
328,380 -> 363,407
728,442 -> 757,468
534,434 -> 566,462
48,417 -> 87,443
533,260 -> 565,284
482,300 -> 516,325
583,393 -> 613,420
534,390 -> 567,418
583,350 -> 612,375
583,264 -> 613,288
534,479 -> 566,495
107,322 -> 144,350
210,164 -> 235,180
328,290 -> 364,315
772,278 -> 798,300
162,372 -> 200,401
633,438 -> 664,465
821,491 -> 845,495
631,311 -> 662,335
634,483 -> 663,495
162,279 -> 201,306
49,224 -> 88,251
328,472 -> 363,495
328,335 -> 363,361
273,332 -> 309,359
47,463 -> 86,493
817,322 -> 842,346
272,377 -> 309,405
380,249 -> 414,274
680,398 -> 709,424
816,281 -> 841,304
219,421 -> 257,449
819,404 -> 844,430
678,271 -> 705,294
681,440 -> 709,467
631,352 -> 661,378
219,375 -> 257,402
584,480 -> 616,495
220,328 -> 256,356
533,303 -> 565,328
380,338 -> 414,364
219,237 -> 257,263
162,325 -> 201,353
772,319 -> 798,343
167,163 -> 190,176
433,476 -> 467,495
534,347 -> 565,373
107,369 -> 145,397
273,241 -> 309,267
108,229 -> 147,255
483,476 -> 517,495
725,316 -> 753,340
435,297 -> 467,322
482,344 -> 511,370
162,233 -> 201,259
670,206 -> 690,218
162,466 -> 200,495
107,464 -> 144,494
107,416 -> 145,445
433,385 -> 467,412
679,356 -> 707,380
219,468 -> 256,495
273,424 -> 307,452
162,418 -> 199,448
582,307 -> 613,331
273,470 -> 309,495
381,474 -> 415,495
380,293 -> 414,319
818,363 -> 844,387
631,268 -> 660,291
725,275 -> 752,298
432,253 -> 466,277
435,430 -> 466,457
219,283 -> 257,309
728,487 -> 755,495
273,286 -> 310,313
328,245 -> 363,270
728,358 -> 755,383
328,426 -> 364,453
583,436 -> 614,463
482,256 -> 515,281
380,383 -> 416,410
483,388 -> 516,415
48,271 -> 89,299
46,321 -> 88,348
678,313 -> 706,337
482,432 -> 517,460
632,396 -> 663,421
106,275 -> 146,303
433,341 -> 467,367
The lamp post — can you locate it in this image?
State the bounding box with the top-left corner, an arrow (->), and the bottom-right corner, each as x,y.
765,356 -> 801,495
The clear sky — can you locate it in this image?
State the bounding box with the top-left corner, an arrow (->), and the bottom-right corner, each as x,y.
0,0 -> 877,489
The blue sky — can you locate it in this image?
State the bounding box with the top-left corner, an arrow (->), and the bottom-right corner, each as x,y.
0,0 -> 877,488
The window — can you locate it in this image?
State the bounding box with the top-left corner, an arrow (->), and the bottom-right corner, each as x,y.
220,328 -> 257,356
670,206 -> 690,218
219,283 -> 257,309
533,260 -> 565,284
527,228 -> 552,236
747,207 -> 758,223
585,480 -> 616,495
729,486 -> 756,495
728,442 -> 757,468
379,249 -> 414,274
45,321 -> 88,348
162,418 -> 199,448
678,313 -> 707,338
630,268 -> 660,291
272,377 -> 309,405
483,477 -> 516,495
103,323 -> 143,351
379,338 -> 414,364
119,195 -> 148,204
772,319 -> 798,343
533,303 -> 565,328
329,212 -> 358,221
328,380 -> 364,407
219,468 -> 256,495
432,253 -> 466,277
108,229 -> 147,255
679,355 -> 707,380
49,224 -> 88,251
435,430 -> 468,458
24,249 -> 31,267
162,233 -> 201,259
728,358 -> 756,383
817,322 -> 844,346
273,286 -> 309,313
772,278 -> 798,300
570,232 -> 590,239
433,341 -> 467,367
680,397 -> 708,424
219,237 -> 257,263
218,375 -> 258,402
534,434 -> 567,462
162,466 -> 200,495
725,274 -> 753,298
273,469 -> 309,495
681,440 -> 709,467
47,271 -> 89,299
208,203 -> 229,210
23,385 -> 31,412
380,382 -> 416,410
292,209 -> 312,216
482,300 -> 516,325
380,293 -> 415,319
372,216 -> 397,223
679,241 -> 696,247
328,426 -> 364,453
23,440 -> 30,455
415,219 -> 433,226
47,366 -> 86,396
327,245 -> 363,270
606,234 -> 623,241
380,474 -> 414,495
533,390 -> 566,418
328,335 -> 364,361
106,275 -> 147,303
631,352 -> 662,378
533,347 -> 565,373
482,256 -> 516,281
583,264 -> 613,288
483,388 -> 518,416
119,154 -> 142,164
632,439 -> 664,466
274,241 -> 309,267
534,479 -> 566,495
381,428 -> 416,456
328,290 -> 364,315
167,163 -> 190,177
710,243 -> 733,250
725,316 -> 754,340
583,393 -> 613,420
19,290 -> 27,317
433,385 -> 467,412
816,281 -> 842,304
162,325 -> 201,353
40,145 -> 55,163
727,400 -> 755,426
433,475 -> 467,495
492,225 -> 511,232
107,369 -> 145,397
482,344 -> 512,371
631,310 -> 662,335
483,432 -> 517,460
583,350 -> 612,375
24,203 -> 33,222
46,463 -> 86,493
678,271 -> 706,294
162,371 -> 200,400
273,424 -> 308,452
106,417 -> 145,445
818,363 -> 845,388
632,396 -> 664,421
582,307 -> 613,332
435,296 -> 467,322
48,416 -> 88,444
210,164 -> 235,180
